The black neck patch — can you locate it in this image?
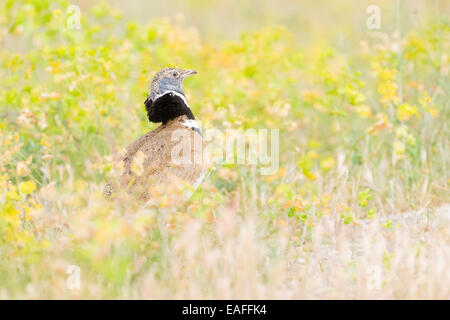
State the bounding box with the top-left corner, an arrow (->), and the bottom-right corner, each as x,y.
145,92 -> 195,124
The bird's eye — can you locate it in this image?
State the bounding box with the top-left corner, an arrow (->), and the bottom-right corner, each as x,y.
172,72 -> 178,77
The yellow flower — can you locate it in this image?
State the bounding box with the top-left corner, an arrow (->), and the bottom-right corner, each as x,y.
19,180 -> 37,195
396,125 -> 416,146
320,156 -> 335,172
356,105 -> 372,118
373,66 -> 401,106
378,80 -> 401,105
306,150 -> 319,159
40,134 -> 51,150
419,92 -> 439,118
397,103 -> 419,121
16,162 -> 26,176
366,113 -> 391,134
304,170 -> 318,181
283,198 -> 303,211
393,141 -> 405,156
16,156 -> 32,176
404,33 -> 426,61
302,90 -> 321,102
321,194 -> 331,206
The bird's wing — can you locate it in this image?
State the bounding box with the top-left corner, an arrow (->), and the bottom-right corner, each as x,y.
138,118 -> 206,185
122,125 -> 164,176
106,117 -> 207,200
103,126 -> 164,197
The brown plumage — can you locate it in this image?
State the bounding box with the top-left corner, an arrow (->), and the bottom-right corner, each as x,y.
104,68 -> 207,201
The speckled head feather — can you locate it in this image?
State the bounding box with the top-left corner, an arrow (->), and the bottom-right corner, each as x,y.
147,67 -> 197,102
145,68 -> 197,124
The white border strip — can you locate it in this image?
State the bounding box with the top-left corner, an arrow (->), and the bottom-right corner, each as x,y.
154,91 -> 190,109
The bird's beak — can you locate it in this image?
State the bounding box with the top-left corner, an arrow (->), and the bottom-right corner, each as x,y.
183,69 -> 198,78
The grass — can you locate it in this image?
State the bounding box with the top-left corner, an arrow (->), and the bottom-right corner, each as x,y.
0,0 -> 449,299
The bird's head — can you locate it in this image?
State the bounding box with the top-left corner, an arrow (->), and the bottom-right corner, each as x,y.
145,67 -> 198,124
148,67 -> 197,101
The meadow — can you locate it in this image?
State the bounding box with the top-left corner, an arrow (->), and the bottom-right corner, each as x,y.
0,0 -> 449,299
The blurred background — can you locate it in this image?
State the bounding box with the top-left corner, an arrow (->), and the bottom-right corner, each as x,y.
0,0 -> 449,299
84,0 -> 446,41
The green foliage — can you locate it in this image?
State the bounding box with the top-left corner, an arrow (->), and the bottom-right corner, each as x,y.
0,0 -> 448,298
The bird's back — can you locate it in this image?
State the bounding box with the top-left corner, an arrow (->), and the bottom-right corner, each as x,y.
106,115 -> 207,201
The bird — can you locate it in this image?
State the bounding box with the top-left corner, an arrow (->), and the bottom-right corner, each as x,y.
104,67 -> 207,202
